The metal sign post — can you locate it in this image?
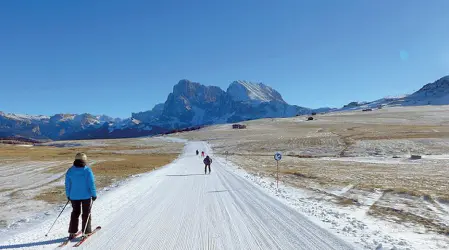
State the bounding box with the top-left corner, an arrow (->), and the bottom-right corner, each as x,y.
276,161 -> 279,189
274,152 -> 282,189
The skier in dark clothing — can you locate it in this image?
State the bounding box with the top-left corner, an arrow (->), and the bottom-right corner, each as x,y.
203,155 -> 212,174
196,150 -> 199,156
65,153 -> 97,239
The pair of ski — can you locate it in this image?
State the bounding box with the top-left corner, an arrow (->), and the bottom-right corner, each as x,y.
57,226 -> 101,248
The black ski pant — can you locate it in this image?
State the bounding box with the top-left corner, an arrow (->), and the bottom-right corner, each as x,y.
69,199 -> 92,234
205,164 -> 211,174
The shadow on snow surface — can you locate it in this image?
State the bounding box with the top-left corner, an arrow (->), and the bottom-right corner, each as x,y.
0,237 -> 66,249
166,174 -> 206,177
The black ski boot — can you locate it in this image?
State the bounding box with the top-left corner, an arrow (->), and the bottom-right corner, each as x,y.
68,233 -> 77,240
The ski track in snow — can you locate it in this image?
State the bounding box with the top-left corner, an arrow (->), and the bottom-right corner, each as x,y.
0,142 -> 353,250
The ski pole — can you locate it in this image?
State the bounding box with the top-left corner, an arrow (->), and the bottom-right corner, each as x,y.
45,200 -> 70,237
82,199 -> 94,236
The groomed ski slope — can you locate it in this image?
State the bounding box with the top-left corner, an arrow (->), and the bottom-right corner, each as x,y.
0,142 -> 353,250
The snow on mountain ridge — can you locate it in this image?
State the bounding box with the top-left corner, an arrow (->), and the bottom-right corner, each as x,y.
0,112 -> 50,122
227,81 -> 286,104
341,75 -> 449,110
0,112 -> 120,124
238,81 -> 273,102
398,75 -> 449,106
383,94 -> 409,100
0,111 -> 123,140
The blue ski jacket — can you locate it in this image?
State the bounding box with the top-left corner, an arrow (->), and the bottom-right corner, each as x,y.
65,166 -> 97,200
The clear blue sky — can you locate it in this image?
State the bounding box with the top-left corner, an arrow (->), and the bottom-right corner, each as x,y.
1,0 -> 448,118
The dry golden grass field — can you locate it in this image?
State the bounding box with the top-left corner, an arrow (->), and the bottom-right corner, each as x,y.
0,137 -> 183,228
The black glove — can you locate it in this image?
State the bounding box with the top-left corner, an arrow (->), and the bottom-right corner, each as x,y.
92,196 -> 97,201
67,197 -> 71,201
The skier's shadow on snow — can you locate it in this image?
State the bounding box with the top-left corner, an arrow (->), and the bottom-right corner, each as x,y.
0,237 -> 66,249
166,174 -> 205,177
207,189 -> 242,194
207,190 -> 230,193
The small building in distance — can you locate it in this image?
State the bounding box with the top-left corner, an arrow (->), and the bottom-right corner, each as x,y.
410,155 -> 422,160
232,124 -> 247,129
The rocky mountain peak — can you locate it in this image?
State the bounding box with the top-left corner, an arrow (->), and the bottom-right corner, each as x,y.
227,80 -> 286,104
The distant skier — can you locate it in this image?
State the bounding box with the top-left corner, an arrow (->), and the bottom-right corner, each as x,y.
65,153 -> 97,239
201,151 -> 205,157
196,150 -> 199,156
203,155 -> 212,174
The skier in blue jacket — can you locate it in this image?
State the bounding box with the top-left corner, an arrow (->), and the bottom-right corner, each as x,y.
65,153 -> 97,239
